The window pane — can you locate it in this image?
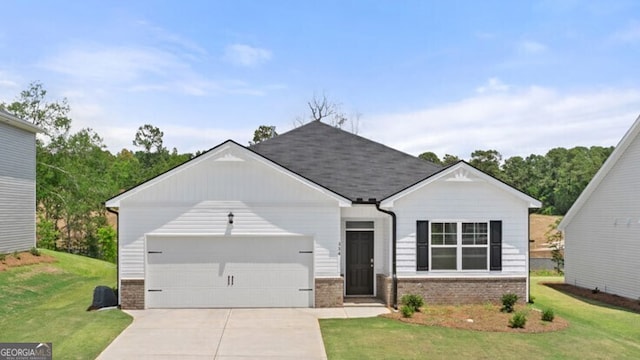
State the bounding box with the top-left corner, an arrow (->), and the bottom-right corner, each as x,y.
444,234 -> 457,245
432,248 -> 456,270
346,221 -> 374,229
431,233 -> 443,245
477,234 -> 488,245
462,248 -> 487,270
431,223 -> 443,233
462,234 -> 475,245
445,223 -> 457,233
462,223 -> 475,233
477,223 -> 487,233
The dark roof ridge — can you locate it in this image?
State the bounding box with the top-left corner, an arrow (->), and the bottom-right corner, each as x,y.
250,120 -> 443,200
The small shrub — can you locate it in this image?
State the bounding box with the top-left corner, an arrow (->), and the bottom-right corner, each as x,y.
592,287 -> 600,294
30,247 -> 41,256
541,308 -> 555,322
401,294 -> 425,312
13,251 -> 21,260
0,253 -> 6,262
509,311 -> 527,328
501,293 -> 519,313
400,305 -> 415,318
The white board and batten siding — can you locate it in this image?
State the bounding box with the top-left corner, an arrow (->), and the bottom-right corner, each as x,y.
391,173 -> 532,277
563,124 -> 640,300
0,120 -> 37,253
115,145 -> 343,288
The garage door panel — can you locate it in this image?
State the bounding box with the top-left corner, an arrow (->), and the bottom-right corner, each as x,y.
145,236 -> 313,308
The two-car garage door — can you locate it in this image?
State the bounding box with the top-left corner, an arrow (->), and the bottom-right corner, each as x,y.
145,236 -> 314,308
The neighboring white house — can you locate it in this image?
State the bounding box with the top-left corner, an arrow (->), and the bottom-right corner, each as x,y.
106,121 -> 541,309
559,114 -> 640,300
0,109 -> 41,254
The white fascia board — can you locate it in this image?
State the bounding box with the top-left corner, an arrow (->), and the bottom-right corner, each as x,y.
559,113 -> 640,231
105,140 -> 351,208
380,162 -> 542,209
0,110 -> 43,133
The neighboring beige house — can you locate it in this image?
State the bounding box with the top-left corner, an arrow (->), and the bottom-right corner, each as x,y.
106,121 -> 541,309
559,114 -> 640,300
0,109 -> 41,253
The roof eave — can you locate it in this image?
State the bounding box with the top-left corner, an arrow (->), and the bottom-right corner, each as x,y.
105,140 -> 352,208
0,110 -> 43,134
559,113 -> 640,231
380,161 -> 542,209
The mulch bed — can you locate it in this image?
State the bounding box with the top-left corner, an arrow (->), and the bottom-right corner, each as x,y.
0,251 -> 56,271
382,303 -> 569,333
544,282 -> 640,314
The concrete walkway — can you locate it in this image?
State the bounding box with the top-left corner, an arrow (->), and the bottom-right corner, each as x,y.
97,306 -> 389,359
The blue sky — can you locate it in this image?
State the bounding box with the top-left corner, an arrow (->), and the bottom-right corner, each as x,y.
2,0 -> 640,158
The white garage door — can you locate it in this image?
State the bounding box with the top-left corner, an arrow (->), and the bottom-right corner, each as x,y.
145,236 -> 314,308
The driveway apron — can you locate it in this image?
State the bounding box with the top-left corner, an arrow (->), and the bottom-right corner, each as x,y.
97,308 -> 328,359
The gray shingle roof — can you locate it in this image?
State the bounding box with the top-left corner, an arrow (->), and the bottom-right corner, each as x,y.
250,121 -> 442,201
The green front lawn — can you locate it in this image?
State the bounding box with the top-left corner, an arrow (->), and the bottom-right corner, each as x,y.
320,276 -> 640,359
0,250 -> 132,359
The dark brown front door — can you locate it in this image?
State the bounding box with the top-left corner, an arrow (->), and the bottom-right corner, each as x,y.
346,231 -> 374,295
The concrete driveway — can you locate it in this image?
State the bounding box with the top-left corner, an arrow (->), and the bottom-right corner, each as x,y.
98,306 -> 388,359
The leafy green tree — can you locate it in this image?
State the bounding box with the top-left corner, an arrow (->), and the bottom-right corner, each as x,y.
97,226 -> 117,263
0,81 -> 71,141
250,125 -> 278,145
469,149 -> 502,177
545,217 -> 564,274
36,214 -> 59,250
442,154 -> 461,166
110,149 -> 142,191
133,124 -> 164,153
418,151 -> 443,165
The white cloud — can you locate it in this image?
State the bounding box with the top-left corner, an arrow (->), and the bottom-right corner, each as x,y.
476,77 -> 510,94
364,84 -> 640,159
517,40 -> 548,54
136,20 -> 208,57
223,44 -> 272,67
41,45 -> 186,83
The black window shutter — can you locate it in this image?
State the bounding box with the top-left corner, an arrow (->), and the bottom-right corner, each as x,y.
490,220 -> 502,271
417,221 -> 429,271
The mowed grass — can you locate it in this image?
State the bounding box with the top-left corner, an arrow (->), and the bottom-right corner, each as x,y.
320,276 -> 640,360
0,250 -> 132,359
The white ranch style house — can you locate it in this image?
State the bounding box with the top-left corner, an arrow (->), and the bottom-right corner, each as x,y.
106,121 -> 541,309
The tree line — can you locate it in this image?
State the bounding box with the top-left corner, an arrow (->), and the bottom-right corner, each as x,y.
419,147 -> 613,215
1,83 -> 612,261
1,82 -> 196,261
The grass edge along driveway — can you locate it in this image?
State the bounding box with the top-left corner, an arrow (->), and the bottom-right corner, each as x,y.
320,276 -> 640,360
0,250 -> 132,359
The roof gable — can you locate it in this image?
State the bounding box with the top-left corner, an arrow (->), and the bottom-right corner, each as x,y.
251,121 -> 442,201
559,114 -> 640,230
105,140 -> 351,207
0,109 -> 42,134
380,161 -> 542,208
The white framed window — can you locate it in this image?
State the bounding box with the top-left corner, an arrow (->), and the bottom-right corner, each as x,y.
430,221 -> 489,271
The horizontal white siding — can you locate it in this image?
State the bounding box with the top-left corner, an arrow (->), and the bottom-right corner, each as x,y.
119,151 -> 342,280
392,179 -> 530,277
0,122 -> 36,253
120,202 -> 340,279
565,132 -> 640,300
